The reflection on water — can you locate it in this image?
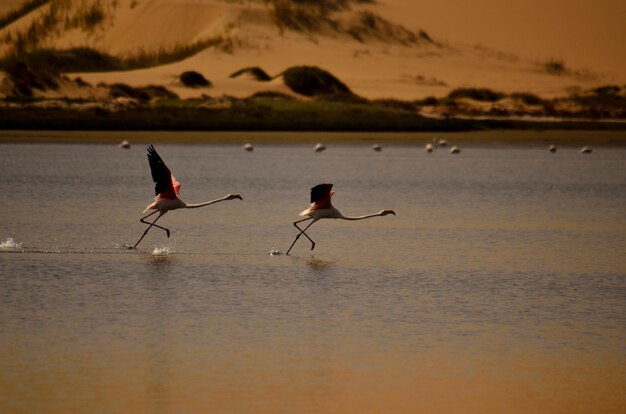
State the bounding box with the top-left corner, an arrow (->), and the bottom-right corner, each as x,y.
306,258 -> 333,271
1,139 -> 625,413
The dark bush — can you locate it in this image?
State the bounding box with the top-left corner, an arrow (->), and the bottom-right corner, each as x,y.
591,85 -> 621,96
179,71 -> 211,88
416,96 -> 439,106
139,85 -> 179,100
230,67 -> 272,81
448,88 -> 505,102
0,47 -> 121,72
372,98 -> 416,111
4,60 -> 59,96
109,83 -> 150,101
281,66 -> 352,97
249,91 -> 295,100
510,92 -> 543,105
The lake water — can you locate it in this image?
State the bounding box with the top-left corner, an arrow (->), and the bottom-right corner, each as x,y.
1,138 -> 625,413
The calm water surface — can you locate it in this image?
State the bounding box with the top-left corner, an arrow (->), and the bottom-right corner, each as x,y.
1,138 -> 625,413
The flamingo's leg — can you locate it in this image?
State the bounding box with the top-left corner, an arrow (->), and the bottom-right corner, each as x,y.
294,220 -> 317,250
140,211 -> 170,237
286,218 -> 316,254
133,211 -> 168,248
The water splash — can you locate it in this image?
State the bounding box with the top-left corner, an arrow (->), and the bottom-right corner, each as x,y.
0,237 -> 23,252
151,246 -> 172,256
269,246 -> 286,256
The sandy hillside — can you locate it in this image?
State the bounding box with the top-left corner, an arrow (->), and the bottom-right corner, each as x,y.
0,0 -> 622,101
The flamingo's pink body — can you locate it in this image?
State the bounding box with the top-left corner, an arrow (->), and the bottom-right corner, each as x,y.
286,183 -> 395,254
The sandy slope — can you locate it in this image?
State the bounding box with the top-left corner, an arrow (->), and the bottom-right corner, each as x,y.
1,0 -> 621,101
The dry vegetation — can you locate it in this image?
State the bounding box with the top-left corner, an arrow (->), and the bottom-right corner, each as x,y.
0,0 -> 624,129
1,0 -> 115,54
270,0 -> 433,45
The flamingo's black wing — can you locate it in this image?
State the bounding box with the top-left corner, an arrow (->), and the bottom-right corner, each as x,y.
310,183 -> 333,206
147,145 -> 179,199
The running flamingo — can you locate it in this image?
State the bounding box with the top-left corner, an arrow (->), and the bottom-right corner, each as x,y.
286,183 -> 395,254
131,145 -> 242,248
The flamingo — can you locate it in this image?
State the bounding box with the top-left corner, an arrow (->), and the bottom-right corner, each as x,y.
285,183 -> 395,254
131,145 -> 242,248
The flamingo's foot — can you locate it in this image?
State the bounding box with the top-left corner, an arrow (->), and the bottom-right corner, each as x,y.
166,230 -> 170,238
310,243 -> 316,251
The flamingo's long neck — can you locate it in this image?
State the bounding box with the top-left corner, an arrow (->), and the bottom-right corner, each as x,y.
185,195 -> 232,209
337,211 -> 387,221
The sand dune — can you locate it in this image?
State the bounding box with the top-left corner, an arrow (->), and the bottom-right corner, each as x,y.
0,0 -> 622,101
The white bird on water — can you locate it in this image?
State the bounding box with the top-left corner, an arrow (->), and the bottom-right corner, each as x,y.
285,183 -> 396,254
131,145 -> 242,248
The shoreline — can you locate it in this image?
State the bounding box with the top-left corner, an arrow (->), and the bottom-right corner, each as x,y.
1,129 -> 625,146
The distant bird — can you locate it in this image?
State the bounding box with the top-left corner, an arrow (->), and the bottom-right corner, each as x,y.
425,143 -> 434,153
549,145 -> 557,153
437,139 -> 447,147
131,145 -> 242,248
580,146 -> 592,153
285,183 -> 395,254
449,145 -> 461,154
243,143 -> 254,152
314,143 -> 326,152
118,140 -> 130,149
372,144 -> 382,152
